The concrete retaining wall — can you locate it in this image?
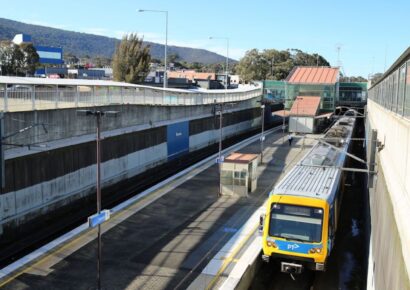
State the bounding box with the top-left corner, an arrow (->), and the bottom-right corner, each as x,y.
0,107 -> 261,236
366,99 -> 410,290
4,98 -> 259,148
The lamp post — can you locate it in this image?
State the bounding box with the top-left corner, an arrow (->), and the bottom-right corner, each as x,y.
76,109 -> 119,290
214,101 -> 236,196
282,108 -> 286,144
209,36 -> 229,89
214,99 -> 223,196
138,9 -> 168,89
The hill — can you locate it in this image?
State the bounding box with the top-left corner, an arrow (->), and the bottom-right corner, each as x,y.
0,18 -> 233,64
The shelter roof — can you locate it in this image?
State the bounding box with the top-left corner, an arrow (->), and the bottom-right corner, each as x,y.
290,96 -> 321,117
287,67 -> 339,84
225,153 -> 259,164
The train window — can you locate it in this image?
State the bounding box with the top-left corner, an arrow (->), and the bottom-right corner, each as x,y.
269,204 -> 323,243
221,170 -> 233,185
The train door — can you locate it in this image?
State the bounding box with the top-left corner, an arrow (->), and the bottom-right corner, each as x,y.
328,205 -> 336,254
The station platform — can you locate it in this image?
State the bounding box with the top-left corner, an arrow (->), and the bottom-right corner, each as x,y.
0,129 -> 315,290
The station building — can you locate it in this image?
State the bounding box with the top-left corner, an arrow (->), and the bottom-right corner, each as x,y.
263,66 -> 368,133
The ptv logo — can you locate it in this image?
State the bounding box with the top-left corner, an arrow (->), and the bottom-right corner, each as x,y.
287,243 -> 300,251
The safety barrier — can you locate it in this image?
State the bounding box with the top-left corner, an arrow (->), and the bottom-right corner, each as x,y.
0,81 -> 262,112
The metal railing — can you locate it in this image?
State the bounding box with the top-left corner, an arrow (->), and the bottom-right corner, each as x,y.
369,57 -> 410,119
0,84 -> 262,112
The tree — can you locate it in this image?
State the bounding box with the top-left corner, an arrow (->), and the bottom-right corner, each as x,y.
236,49 -> 269,82
237,48 -> 331,82
64,53 -> 79,65
339,76 -> 367,82
168,53 -> 180,64
0,41 -> 14,75
370,73 -> 383,85
20,43 -> 39,75
93,56 -> 111,67
11,45 -> 25,75
112,33 -> 151,83
0,41 -> 39,76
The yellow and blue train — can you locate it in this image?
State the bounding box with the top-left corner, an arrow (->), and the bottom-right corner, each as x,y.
261,110 -> 356,274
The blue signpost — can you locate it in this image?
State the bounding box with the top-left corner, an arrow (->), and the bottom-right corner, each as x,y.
88,210 -> 111,228
216,156 -> 224,164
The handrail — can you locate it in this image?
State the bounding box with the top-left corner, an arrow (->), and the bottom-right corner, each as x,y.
0,83 -> 262,112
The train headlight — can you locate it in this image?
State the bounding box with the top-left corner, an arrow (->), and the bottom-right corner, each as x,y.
266,241 -> 278,248
266,237 -> 278,248
309,247 -> 322,254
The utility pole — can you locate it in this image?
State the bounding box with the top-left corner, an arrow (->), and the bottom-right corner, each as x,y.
95,111 -> 102,290
282,110 -> 286,144
336,43 -> 342,68
76,110 -> 119,290
214,100 -> 236,196
260,104 -> 265,163
218,103 -> 223,196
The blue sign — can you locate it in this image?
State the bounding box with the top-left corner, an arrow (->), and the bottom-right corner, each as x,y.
34,45 -> 64,64
88,210 -> 110,228
216,156 -> 224,164
273,239 -> 322,254
167,121 -> 189,160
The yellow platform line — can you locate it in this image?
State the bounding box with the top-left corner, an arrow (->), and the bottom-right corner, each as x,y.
205,223 -> 259,290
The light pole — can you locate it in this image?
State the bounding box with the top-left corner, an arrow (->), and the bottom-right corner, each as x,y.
214,100 -> 236,196
260,104 -> 265,163
282,108 -> 286,144
209,36 -> 229,89
138,9 -> 168,89
76,109 -> 119,290
214,99 -> 223,197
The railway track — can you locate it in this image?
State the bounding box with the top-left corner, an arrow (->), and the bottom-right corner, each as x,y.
249,114 -> 368,290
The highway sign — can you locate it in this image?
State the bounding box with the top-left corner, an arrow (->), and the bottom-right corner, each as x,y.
88,209 -> 110,228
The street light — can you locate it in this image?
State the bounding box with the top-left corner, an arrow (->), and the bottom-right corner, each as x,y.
282,108 -> 286,144
214,100 -> 236,196
260,104 -> 265,163
138,9 -> 168,89
214,99 -> 224,197
209,36 -> 229,89
76,109 -> 119,290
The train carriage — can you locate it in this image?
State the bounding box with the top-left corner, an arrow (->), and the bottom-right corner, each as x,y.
261,110 -> 356,274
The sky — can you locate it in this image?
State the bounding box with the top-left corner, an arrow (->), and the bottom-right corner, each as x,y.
0,0 -> 409,77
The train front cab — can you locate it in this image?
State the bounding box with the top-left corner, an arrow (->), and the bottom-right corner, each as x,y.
261,195 -> 335,273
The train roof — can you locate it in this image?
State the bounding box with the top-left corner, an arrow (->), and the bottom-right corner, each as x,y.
272,111 -> 356,203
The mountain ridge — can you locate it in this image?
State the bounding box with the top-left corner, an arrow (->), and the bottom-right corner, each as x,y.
0,17 -> 234,64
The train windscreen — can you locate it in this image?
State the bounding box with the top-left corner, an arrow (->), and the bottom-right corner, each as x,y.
269,203 -> 323,243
